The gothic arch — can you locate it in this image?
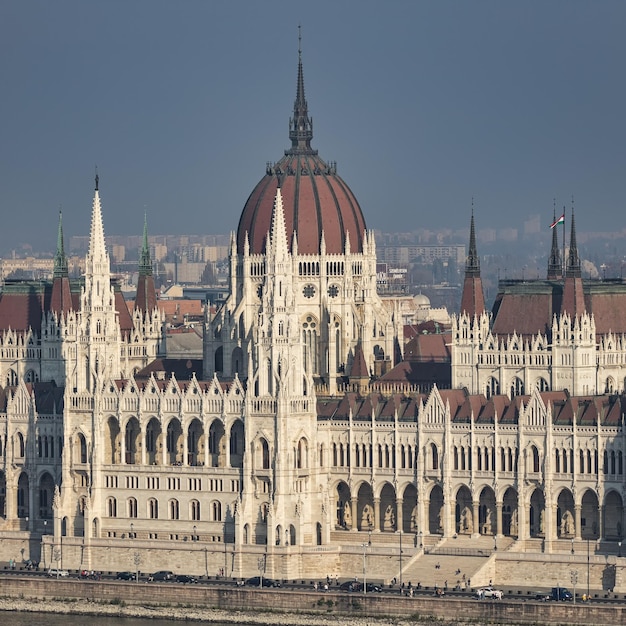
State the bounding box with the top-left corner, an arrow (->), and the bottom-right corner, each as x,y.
502,487 -> 518,537
165,418 -> 183,465
478,486 -> 496,535
74,432 -> 88,465
428,484 -> 444,535
208,418 -> 225,467
335,480 -> 352,530
124,416 -> 140,464
38,472 -> 54,520
145,417 -> 162,465
187,418 -> 204,466
379,482 -> 397,532
529,488 -> 545,538
455,485 -> 473,535
556,489 -> 575,537
356,482 -> 374,531
229,419 -> 244,468
105,416 -> 120,464
604,490 -> 623,540
402,484 -> 418,533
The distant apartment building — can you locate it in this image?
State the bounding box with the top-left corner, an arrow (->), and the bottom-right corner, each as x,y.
379,244 -> 465,265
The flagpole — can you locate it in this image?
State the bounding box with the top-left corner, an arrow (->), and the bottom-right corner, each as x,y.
562,212 -> 566,278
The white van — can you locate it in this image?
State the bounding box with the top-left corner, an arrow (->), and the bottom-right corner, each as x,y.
47,568 -> 69,577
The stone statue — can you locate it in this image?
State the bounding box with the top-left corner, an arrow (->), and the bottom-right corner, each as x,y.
384,504 -> 395,531
343,501 -> 352,528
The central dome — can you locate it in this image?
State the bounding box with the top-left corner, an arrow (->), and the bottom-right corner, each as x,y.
237,53 -> 366,256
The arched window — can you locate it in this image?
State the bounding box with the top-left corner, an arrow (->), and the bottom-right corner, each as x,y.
128,497 -> 137,518
107,497 -> 117,517
531,445 -> 540,473
486,377 -> 500,399
190,499 -> 201,521
212,500 -> 222,521
510,377 -> 524,397
169,499 -> 179,520
431,443 -> 439,470
148,498 -> 159,519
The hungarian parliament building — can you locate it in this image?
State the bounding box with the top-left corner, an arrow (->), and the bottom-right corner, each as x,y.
0,50 -> 625,581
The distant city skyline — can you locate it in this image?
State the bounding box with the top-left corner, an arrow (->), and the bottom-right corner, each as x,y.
2,1 -> 626,252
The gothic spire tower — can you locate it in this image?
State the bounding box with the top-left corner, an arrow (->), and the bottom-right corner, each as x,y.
561,206 -> 585,317
547,204 -> 562,280
459,207 -> 485,318
77,173 -> 121,390
135,213 -> 157,314
50,210 -> 73,316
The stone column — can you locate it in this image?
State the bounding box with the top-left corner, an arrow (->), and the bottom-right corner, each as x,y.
121,430 -> 126,464
496,502 -> 503,538
351,496 -> 358,532
396,497 -> 403,533
183,428 -> 188,466
472,501 -> 480,538
575,504 -> 582,540
374,497 -> 381,532
141,426 -> 147,466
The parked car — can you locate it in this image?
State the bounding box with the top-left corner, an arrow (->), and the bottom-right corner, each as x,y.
551,586 -> 573,601
116,571 -> 135,581
476,587 -> 503,599
244,576 -> 281,587
47,568 -> 69,578
339,580 -> 360,592
175,574 -> 198,584
148,570 -> 174,582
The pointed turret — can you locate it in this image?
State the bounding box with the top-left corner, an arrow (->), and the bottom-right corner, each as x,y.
565,208 -> 581,278
459,208 -> 486,317
287,27 -> 315,155
547,204 -> 562,279
269,187 -> 289,261
50,210 -> 72,315
86,172 -> 111,281
561,207 -> 585,316
135,213 -> 157,314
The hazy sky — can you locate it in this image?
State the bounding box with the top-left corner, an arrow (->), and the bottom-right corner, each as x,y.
2,1 -> 625,253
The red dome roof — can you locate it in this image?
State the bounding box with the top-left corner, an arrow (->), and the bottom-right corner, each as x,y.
236,53 -> 366,256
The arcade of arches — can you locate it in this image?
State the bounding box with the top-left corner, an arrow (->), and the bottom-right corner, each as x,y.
333,480 -> 624,541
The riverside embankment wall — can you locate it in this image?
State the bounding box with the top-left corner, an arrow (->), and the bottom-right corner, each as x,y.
0,575 -> 623,626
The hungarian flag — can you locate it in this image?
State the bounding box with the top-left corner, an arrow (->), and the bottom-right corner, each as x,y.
550,213 -> 565,229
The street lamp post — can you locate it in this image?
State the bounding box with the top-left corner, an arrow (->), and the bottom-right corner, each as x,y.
399,529 -> 403,589
258,555 -> 265,588
587,537 -> 590,600
130,523 -> 134,539
361,542 -> 369,595
619,541 -> 622,558
570,569 -> 578,604
42,520 -> 48,568
133,551 -> 141,583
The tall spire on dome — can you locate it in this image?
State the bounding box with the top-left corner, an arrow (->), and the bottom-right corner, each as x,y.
547,201 -> 562,279
53,209 -> 68,278
86,169 -> 110,276
459,203 -> 485,318
288,25 -> 315,155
